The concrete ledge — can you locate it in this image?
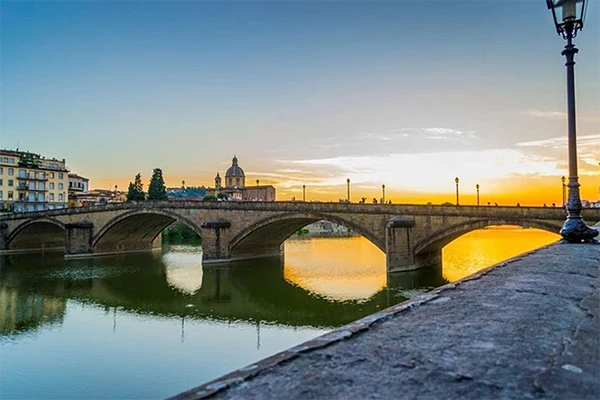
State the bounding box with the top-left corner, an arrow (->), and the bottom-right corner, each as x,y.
168,242 -> 600,400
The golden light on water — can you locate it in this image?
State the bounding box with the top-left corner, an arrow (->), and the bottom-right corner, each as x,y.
283,227 -> 561,302
283,237 -> 386,303
442,227 -> 560,282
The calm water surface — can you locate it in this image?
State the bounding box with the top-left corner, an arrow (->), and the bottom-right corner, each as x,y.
0,228 -> 558,399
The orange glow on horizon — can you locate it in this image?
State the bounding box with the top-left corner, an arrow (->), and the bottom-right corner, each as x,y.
92,173 -> 600,207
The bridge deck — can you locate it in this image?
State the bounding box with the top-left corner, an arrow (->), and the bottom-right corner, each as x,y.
169,242 -> 600,400
1,200 -> 595,220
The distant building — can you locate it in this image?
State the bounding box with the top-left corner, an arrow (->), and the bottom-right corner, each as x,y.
167,186 -> 207,201
68,173 -> 89,194
0,149 -> 70,212
67,173 -> 90,207
206,155 -> 276,201
73,188 -> 126,207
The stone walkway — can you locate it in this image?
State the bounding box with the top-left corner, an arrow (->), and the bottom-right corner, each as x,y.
169,243 -> 600,400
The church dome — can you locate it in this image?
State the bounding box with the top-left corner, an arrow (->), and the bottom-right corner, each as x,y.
225,155 -> 245,177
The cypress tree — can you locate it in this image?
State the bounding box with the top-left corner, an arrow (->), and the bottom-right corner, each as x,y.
127,173 -> 145,201
148,168 -> 167,201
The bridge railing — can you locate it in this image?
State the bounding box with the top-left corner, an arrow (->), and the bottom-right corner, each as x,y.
2,200 -> 599,222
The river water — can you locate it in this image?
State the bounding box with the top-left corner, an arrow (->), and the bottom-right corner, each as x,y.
0,227 -> 558,399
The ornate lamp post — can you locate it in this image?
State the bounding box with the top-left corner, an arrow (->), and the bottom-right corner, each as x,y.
302,184 -> 306,202
346,178 -> 351,203
476,184 -> 480,206
546,0 -> 598,242
256,179 -> 260,201
382,184 -> 386,204
455,177 -> 460,206
561,175 -> 566,207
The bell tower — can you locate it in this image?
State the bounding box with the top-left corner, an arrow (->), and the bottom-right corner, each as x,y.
215,172 -> 222,190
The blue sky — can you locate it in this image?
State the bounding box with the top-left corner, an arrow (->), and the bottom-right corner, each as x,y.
1,1 -> 599,203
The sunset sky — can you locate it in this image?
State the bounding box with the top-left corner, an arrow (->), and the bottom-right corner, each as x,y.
2,1 -> 599,205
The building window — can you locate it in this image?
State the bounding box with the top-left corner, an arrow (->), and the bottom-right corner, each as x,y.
50,172 -> 55,179
58,193 -> 64,202
0,167 -> 3,174
0,179 -> 2,185
58,183 -> 63,190
59,173 -> 64,180
69,182 -> 73,188
8,191 -> 13,199
0,191 -> 2,200
8,180 -> 13,187
8,168 -> 14,176
49,193 -> 54,201
50,182 -> 55,189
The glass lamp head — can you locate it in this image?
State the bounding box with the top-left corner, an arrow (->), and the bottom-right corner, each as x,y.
547,0 -> 587,38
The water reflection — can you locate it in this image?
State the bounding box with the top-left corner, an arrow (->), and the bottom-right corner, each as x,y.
163,246 -> 204,295
0,249 -> 413,337
442,227 -> 559,282
0,230 -> 559,399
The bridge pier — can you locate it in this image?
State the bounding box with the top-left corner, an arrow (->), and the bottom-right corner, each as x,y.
201,219 -> 232,263
0,222 -> 8,251
65,222 -> 94,258
386,216 -> 417,272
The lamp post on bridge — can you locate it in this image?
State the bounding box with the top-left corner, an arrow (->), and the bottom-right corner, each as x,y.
302,184 -> 306,202
546,0 -> 598,242
561,175 -> 566,207
455,177 -> 460,206
476,184 -> 480,206
346,178 -> 351,203
382,184 -> 386,204
256,179 -> 260,201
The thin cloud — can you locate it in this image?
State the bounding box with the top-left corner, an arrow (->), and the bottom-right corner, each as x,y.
282,149 -> 561,192
524,110 -> 566,119
516,134 -> 600,149
524,110 -> 599,121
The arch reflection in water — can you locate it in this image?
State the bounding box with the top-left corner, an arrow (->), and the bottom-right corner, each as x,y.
162,246 -> 204,295
442,227 -> 560,282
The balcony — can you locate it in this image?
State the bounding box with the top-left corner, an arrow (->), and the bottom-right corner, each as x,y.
15,199 -> 48,204
17,175 -> 49,181
16,185 -> 47,192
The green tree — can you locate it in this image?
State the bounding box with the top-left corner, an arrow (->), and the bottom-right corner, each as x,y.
202,194 -> 218,202
127,173 -> 145,201
148,168 -> 167,201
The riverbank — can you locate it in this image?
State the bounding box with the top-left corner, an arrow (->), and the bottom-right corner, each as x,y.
169,242 -> 600,400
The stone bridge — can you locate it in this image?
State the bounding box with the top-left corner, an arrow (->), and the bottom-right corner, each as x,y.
1,201 -> 598,272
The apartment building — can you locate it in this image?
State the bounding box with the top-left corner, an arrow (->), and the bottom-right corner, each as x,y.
0,149 -> 69,212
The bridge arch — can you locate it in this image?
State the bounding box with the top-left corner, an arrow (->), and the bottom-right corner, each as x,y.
229,212 -> 385,259
414,219 -> 562,256
7,218 -> 66,252
92,209 -> 203,254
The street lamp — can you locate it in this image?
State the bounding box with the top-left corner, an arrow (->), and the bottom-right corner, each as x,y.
346,178 -> 351,203
455,177 -> 460,206
476,184 -> 480,206
302,184 -> 306,202
561,176 -> 566,207
546,0 -> 598,242
256,179 -> 260,201
382,184 -> 386,204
